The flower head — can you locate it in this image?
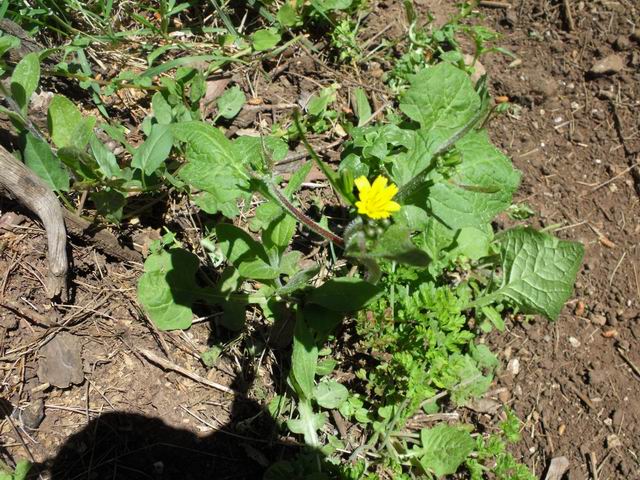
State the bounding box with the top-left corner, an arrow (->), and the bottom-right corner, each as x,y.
354,175 -> 401,220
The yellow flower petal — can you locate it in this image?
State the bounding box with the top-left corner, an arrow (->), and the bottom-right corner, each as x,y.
354,176 -> 371,193
354,175 -> 401,220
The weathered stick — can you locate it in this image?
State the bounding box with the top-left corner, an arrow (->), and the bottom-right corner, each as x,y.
0,144 -> 67,298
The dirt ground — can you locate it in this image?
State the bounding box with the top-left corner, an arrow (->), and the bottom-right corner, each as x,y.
0,1 -> 639,479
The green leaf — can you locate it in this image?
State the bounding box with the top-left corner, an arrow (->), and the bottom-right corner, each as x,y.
277,265 -> 320,296
207,266 -> 246,331
314,380 -> 348,409
353,88 -> 372,127
400,62 -> 480,136
277,4 -> 301,27
287,400 -> 324,447
216,86 -> 245,120
291,314 -> 317,400
11,52 -> 40,111
216,223 -> 279,280
137,248 -> 200,330
308,278 -> 382,312
174,121 -> 248,218
0,35 -> 20,57
152,91 -> 173,124
91,188 -> 125,223
47,95 -> 96,149
90,134 -> 123,179
251,28 -> 281,51
416,425 -> 474,477
263,213 -> 296,252
23,133 -> 70,191
488,227 -> 584,320
131,123 -> 173,175
12,460 -> 31,480
368,224 -> 430,267
425,130 -> 521,229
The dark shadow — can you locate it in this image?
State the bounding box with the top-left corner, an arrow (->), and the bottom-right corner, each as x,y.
31,376 -> 282,480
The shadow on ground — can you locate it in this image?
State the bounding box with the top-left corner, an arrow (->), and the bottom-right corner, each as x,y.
30,379 -> 280,480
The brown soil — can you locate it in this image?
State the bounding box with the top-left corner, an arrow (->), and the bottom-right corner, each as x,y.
0,1 -> 639,479
479,2 -> 640,479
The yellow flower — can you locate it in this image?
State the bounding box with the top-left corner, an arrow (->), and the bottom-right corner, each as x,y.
354,175 -> 401,220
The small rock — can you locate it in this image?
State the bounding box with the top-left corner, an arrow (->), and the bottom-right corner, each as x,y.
507,358 -> 521,376
590,54 -> 626,75
591,314 -> 607,326
574,301 -> 586,317
18,398 -> 44,430
514,384 -> 523,397
632,30 -> 640,43
607,433 -> 622,449
466,397 -> 501,414
37,332 -> 84,388
544,456 -> 570,480
568,336 -> 581,348
613,35 -> 632,51
463,54 -> 486,84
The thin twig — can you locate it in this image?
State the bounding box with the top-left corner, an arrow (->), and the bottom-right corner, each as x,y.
137,348 -> 240,396
478,1 -> 512,8
617,348 -> 640,380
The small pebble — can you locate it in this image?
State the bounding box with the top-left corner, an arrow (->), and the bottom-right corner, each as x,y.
591,314 -> 607,326
607,434 -> 623,449
568,336 -> 581,348
590,54 -> 626,75
507,358 -> 521,376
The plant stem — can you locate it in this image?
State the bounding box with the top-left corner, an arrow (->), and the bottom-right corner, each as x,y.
262,176 -> 345,247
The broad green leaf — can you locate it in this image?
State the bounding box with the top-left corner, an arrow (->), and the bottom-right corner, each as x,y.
312,0 -> 352,12
216,223 -> 279,280
23,133 -> 70,191
291,315 -> 317,400
308,278 -> 382,312
13,459 -> 31,480
47,95 -> 96,149
11,52 -> 40,111
277,4 -> 301,27
452,224 -> 493,260
415,424 -> 474,477
90,134 -> 122,179
400,62 -> 480,138
314,380 -> 348,409
174,121 -> 248,218
137,248 -> 200,330
0,35 -> 20,57
353,88 -> 372,127
263,213 -> 296,252
368,224 -> 430,267
304,304 -> 343,336
206,266 -> 246,331
152,91 -> 173,124
489,227 -> 584,320
426,130 -> 521,229
276,266 -> 320,296
57,146 -> 100,182
91,189 -> 125,223
216,86 -> 245,120
251,28 -> 281,51
287,400 -> 324,447
279,250 -> 303,277
131,123 -> 173,175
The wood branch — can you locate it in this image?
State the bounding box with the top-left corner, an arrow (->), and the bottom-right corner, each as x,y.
0,144 -> 67,298
62,210 -> 142,263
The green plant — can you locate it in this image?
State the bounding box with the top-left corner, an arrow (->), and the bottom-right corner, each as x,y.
133,62 -> 582,478
0,459 -> 30,480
